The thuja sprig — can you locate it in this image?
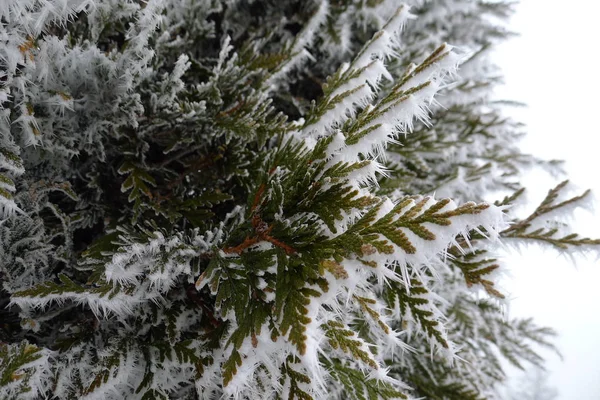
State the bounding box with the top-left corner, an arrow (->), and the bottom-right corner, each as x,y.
332,196 -> 491,258
323,320 -> 379,370
0,341 -> 44,394
385,279 -> 449,349
325,358 -> 408,400
502,180 -> 600,250
280,356 -> 312,400
447,246 -> 505,299
301,62 -> 378,130
494,187 -> 526,208
353,295 -> 392,335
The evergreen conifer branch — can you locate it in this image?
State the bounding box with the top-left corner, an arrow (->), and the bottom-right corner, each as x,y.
325,358 -> 408,400
385,278 -> 450,350
0,341 -> 50,400
447,246 -> 504,299
502,181 -> 600,250
0,1 -> 596,399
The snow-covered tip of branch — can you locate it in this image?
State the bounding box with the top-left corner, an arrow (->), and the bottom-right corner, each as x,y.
1,0 -> 94,36
266,1 -> 330,90
0,195 -> 21,219
324,48 -> 461,166
104,232 -> 196,294
301,5 -> 414,139
352,5 -> 415,70
309,60 -> 392,136
10,289 -> 142,320
290,0 -> 330,55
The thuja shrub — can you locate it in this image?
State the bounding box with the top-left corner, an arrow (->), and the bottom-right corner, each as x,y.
1,1 -> 597,399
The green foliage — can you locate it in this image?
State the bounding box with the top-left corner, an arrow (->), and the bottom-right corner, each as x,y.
324,320 -> 378,369
327,359 -> 408,400
447,296 -> 559,379
448,246 -> 504,298
0,342 -> 45,399
13,273 -> 113,303
1,1 -> 598,399
331,196 -> 491,258
408,374 -> 485,400
119,160 -> 157,221
386,279 -> 448,349
353,295 -> 391,335
280,357 -> 313,400
222,349 -> 243,387
502,180 -> 600,249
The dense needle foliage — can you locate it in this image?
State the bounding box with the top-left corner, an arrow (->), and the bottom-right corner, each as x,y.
1,1 -> 598,399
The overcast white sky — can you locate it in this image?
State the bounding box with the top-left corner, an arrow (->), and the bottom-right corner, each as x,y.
495,1 -> 600,399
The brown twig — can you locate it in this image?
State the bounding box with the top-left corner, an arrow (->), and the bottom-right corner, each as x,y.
223,188 -> 296,255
